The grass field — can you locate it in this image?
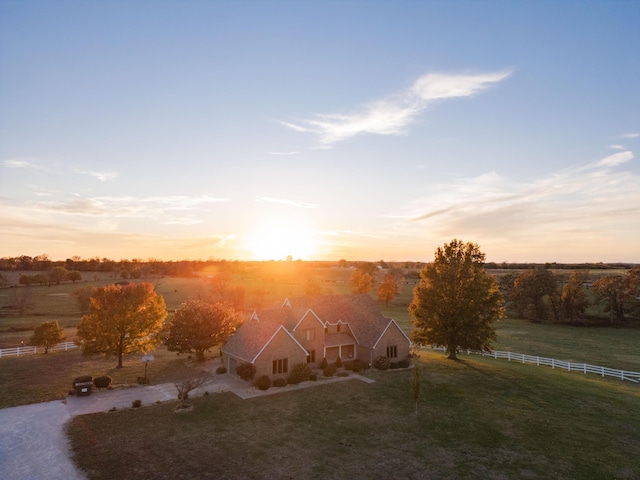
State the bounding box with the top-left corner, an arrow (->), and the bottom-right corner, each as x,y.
0,346 -> 199,409
67,350 -> 640,480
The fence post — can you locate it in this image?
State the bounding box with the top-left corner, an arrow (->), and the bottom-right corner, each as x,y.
602,366 -> 604,377
552,358 -> 555,369
536,356 -> 539,366
508,351 -> 511,362
568,362 -> 571,372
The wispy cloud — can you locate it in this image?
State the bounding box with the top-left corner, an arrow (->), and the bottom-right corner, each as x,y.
282,70 -> 512,146
256,197 -> 318,208
621,132 -> 639,139
268,151 -> 299,156
3,159 -> 34,168
75,168 -> 118,182
396,151 -> 639,246
609,144 -> 625,150
27,194 -> 228,220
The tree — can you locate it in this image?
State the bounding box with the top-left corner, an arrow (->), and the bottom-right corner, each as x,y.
67,270 -> 82,283
165,299 -> 238,362
349,270 -> 373,294
30,321 -> 65,353
561,271 -> 589,323
409,239 -> 504,360
174,371 -> 210,408
377,272 -> 399,306
49,266 -> 69,285
592,274 -> 627,324
510,267 -> 558,323
76,282 -> 167,368
73,285 -> 96,315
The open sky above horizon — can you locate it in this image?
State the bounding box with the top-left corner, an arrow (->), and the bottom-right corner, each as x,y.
1,1 -> 639,263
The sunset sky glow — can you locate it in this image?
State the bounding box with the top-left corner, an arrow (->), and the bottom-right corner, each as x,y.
1,1 -> 638,262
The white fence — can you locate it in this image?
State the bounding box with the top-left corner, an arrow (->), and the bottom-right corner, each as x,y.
0,341 -> 78,358
424,346 -> 640,384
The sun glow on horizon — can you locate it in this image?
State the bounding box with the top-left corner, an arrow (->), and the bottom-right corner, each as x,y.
244,219 -> 319,261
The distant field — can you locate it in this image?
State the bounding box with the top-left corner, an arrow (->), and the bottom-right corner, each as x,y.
67,350 -> 640,480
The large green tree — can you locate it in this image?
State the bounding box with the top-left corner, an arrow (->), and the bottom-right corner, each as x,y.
165,299 -> 238,362
409,239 -> 504,360
77,282 -> 167,368
30,321 -> 65,353
511,267 -> 559,323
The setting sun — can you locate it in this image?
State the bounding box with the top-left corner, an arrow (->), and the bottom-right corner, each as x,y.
244,220 -> 318,261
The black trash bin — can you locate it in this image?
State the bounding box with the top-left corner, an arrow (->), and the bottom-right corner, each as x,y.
75,381 -> 93,396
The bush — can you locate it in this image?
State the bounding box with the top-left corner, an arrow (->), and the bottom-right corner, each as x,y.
287,363 -> 311,385
343,360 -> 355,371
335,357 -> 342,368
236,362 -> 257,381
132,399 -> 142,408
320,357 -> 328,369
255,375 -> 271,391
309,372 -> 318,381
398,358 -> 411,368
93,375 -> 112,389
72,375 -> 92,388
374,356 -> 390,370
215,366 -> 227,374
323,363 -> 337,377
273,378 -> 287,387
337,371 -> 349,377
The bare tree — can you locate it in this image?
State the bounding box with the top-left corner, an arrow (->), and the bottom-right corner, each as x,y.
174,372 -> 210,408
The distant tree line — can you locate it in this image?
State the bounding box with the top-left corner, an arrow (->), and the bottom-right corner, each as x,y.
498,266 -> 640,325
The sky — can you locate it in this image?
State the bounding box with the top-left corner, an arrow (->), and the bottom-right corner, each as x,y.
1,1 -> 639,263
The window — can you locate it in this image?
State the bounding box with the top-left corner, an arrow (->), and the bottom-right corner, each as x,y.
273,358 -> 288,374
386,345 -> 398,359
307,350 -> 316,363
304,329 -> 315,341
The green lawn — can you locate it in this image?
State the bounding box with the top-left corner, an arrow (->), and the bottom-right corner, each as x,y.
67,351 -> 640,480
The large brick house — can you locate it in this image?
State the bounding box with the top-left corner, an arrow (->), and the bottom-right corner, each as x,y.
221,294 -> 411,379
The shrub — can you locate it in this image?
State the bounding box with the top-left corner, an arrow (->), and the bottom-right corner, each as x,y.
287,363 -> 311,385
236,362 -> 257,381
343,360 -> 355,371
398,358 -> 411,368
337,371 -> 349,377
255,375 -> 271,390
72,375 -> 92,388
309,372 -> 318,381
323,363 -> 337,377
273,378 -> 287,387
132,399 -> 142,408
335,357 -> 342,368
215,366 -> 227,374
354,359 -> 368,371
320,357 -> 328,369
374,356 -> 390,370
93,375 -> 112,389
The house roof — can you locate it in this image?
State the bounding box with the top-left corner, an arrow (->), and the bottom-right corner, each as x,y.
222,294 -> 404,362
286,294 -> 393,348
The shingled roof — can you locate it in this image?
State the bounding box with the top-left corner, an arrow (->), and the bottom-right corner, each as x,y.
222,293 -> 410,366
286,294 -> 394,348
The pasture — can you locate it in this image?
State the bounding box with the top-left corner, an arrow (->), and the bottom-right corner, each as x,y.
67,350 -> 640,480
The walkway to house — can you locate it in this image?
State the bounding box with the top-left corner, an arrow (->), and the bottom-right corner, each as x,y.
0,371 -> 375,480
